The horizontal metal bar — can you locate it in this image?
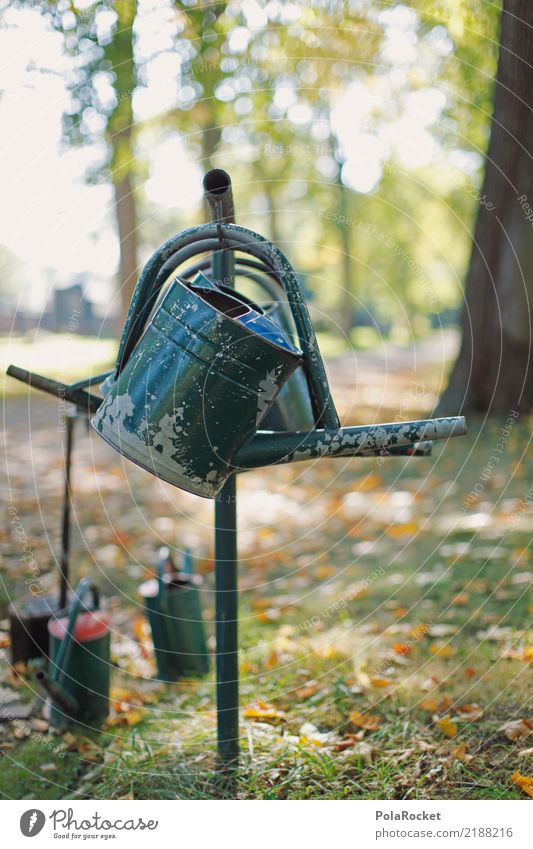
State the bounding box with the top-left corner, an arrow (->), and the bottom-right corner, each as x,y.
235,417 -> 465,468
6,365 -> 101,414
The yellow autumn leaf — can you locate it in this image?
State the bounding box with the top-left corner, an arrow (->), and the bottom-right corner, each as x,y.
314,565 -> 336,580
502,646 -> 533,662
410,624 -> 430,640
370,677 -> 391,688
387,522 -> 418,538
511,770 -> 533,797
243,700 -> 286,723
434,715 -> 458,738
419,697 -> 438,712
349,710 -> 381,731
353,473 -> 382,491
451,741 -> 471,762
105,709 -> 145,728
452,593 -> 470,605
295,682 -> 319,700
429,643 -> 455,657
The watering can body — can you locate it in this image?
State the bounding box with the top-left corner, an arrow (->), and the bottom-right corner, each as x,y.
92,274 -> 302,498
259,302 -> 315,431
37,579 -> 110,728
139,549 -> 209,680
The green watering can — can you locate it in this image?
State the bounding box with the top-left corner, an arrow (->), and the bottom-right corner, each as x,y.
92,268 -> 303,497
34,577 -> 110,728
89,218 -> 466,498
7,170 -> 466,497
139,547 -> 209,681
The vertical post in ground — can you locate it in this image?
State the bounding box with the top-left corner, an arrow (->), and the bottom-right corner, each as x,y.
212,241 -> 239,765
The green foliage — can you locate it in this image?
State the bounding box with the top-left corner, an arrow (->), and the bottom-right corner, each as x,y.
18,0 -> 503,333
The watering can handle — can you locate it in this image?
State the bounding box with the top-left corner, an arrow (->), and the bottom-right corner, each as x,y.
52,577 -> 100,687
113,224 -> 340,430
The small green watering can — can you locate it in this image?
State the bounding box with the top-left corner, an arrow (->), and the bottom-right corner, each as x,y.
34,577 -> 110,728
139,547 -> 209,681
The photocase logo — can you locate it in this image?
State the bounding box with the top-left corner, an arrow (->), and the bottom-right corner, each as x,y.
20,809 -> 46,837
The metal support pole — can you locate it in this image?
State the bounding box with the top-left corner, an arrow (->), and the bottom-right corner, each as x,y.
214,474 -> 239,765
210,205 -> 239,765
59,410 -> 77,609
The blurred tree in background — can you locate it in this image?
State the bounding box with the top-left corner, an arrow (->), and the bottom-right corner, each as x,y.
11,0 -> 531,415
438,0 -> 533,415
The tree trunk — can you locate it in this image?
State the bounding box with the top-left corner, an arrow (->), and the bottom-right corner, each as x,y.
264,183 -> 281,246
337,163 -> 355,340
439,0 -> 533,416
201,120 -> 222,220
113,172 -> 138,325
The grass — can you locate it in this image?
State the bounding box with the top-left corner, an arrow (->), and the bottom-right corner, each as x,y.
1,332 -> 116,394
1,348 -> 531,799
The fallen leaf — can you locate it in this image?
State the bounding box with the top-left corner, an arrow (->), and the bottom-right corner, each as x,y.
451,741 -> 472,762
314,565 -> 336,580
456,703 -> 484,721
243,700 -> 286,724
452,593 -> 470,605
463,667 -> 476,679
502,646 -> 533,662
265,650 -> 279,670
410,624 -> 430,640
370,677 -> 391,688
387,522 -> 418,538
429,643 -> 455,657
295,682 -> 319,700
393,643 -> 411,656
333,731 -> 365,750
105,709 -> 145,728
349,710 -> 381,731
77,737 -> 104,763
511,770 -> 533,797
518,747 -> 533,757
299,722 -> 338,747
40,763 -> 58,772
419,697 -> 438,712
499,719 -> 532,742
434,715 -> 458,738
30,718 -> 49,733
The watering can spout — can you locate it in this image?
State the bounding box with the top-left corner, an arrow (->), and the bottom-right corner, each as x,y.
33,665 -> 79,715
235,416 -> 467,469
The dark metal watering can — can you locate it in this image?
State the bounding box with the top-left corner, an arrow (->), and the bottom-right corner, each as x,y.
139,547 -> 209,680
33,577 -> 110,727
91,270 -> 303,497
6,170 -> 466,498
89,214 -> 465,497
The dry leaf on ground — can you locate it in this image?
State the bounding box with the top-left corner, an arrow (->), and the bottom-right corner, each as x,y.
499,719 -> 532,742
451,741 -> 472,762
349,710 -> 381,731
511,770 -> 533,797
243,700 -> 286,724
434,715 -> 458,738
456,703 -> 484,721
